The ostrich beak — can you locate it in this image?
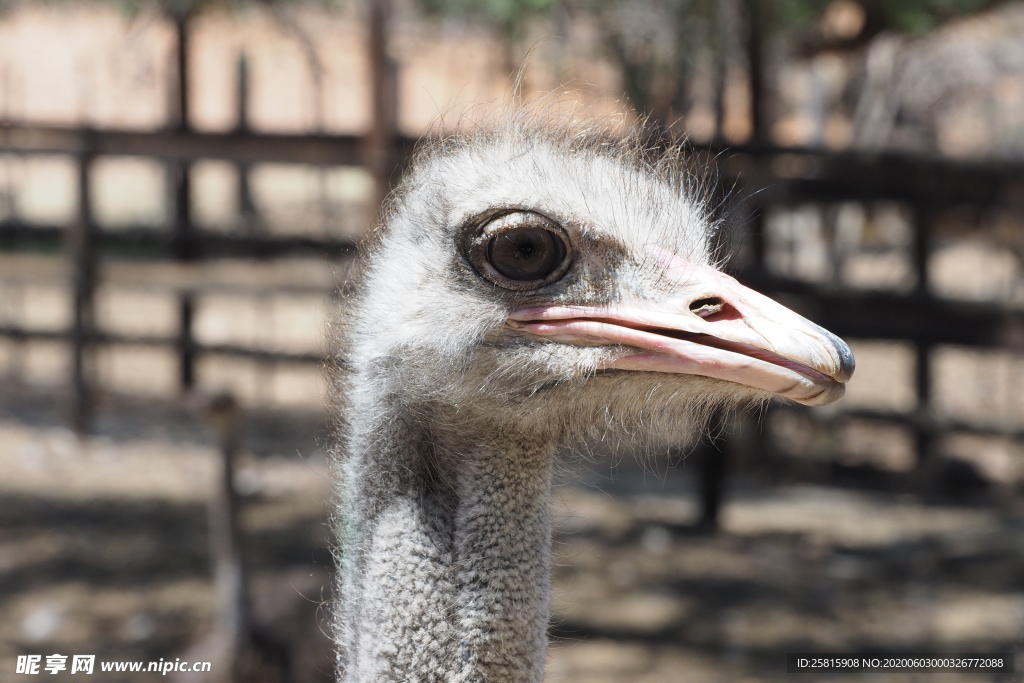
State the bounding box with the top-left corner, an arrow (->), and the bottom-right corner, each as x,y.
507,257 -> 854,406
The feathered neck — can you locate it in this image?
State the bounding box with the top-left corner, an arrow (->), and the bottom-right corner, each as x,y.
334,394 -> 558,683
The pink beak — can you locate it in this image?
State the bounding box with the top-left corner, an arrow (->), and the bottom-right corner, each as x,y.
507,257 -> 854,406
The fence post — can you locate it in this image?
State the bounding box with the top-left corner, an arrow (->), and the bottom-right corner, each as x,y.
697,410 -> 729,531
364,0 -> 398,220
749,203 -> 767,272
712,0 -> 731,141
236,54 -> 257,234
68,148 -> 95,434
742,0 -> 767,145
912,201 -> 933,465
171,10 -> 196,392
204,392 -> 251,682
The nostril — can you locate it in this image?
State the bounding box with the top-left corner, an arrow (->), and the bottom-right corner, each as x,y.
690,296 -> 741,322
690,297 -> 725,318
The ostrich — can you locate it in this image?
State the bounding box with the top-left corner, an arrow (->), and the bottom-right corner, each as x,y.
329,110 -> 854,683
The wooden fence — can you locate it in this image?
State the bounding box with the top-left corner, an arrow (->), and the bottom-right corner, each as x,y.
3,120 -> 1024,449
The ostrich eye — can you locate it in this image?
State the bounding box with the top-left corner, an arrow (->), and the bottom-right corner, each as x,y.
465,211 -> 572,289
487,227 -> 567,282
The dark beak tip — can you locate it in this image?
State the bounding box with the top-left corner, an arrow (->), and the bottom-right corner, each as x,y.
826,331 -> 856,384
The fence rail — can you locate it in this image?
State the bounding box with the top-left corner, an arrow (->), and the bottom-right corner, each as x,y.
0,220 -> 357,260
3,121 -> 1023,201
0,326 -> 322,365
0,124 -> 384,166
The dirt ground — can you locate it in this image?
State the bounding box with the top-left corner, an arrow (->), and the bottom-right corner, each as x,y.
2,387 -> 1024,683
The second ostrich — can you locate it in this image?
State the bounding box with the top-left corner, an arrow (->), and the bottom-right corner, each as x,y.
330,112 -> 854,683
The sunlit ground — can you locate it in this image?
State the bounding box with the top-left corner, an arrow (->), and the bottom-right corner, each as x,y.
2,390 -> 1023,683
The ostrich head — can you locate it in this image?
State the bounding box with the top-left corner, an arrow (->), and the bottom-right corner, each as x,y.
342,115 -> 852,446
332,111 -> 853,683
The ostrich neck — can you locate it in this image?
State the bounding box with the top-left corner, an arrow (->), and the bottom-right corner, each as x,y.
338,402 -> 556,683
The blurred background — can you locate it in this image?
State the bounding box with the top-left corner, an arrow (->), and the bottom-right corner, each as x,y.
3,0 -> 1024,681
